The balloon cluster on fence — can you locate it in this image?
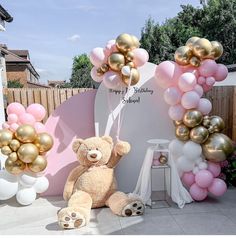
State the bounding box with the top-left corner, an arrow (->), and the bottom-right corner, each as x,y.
155,37 -> 233,201
90,33 -> 149,89
0,102 -> 53,205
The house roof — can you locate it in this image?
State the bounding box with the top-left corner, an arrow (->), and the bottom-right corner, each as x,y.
9,50 -> 29,59
48,80 -> 66,84
0,5 -> 13,22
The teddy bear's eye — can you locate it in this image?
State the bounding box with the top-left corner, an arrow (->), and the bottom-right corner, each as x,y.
96,148 -> 99,151
88,149 -> 91,151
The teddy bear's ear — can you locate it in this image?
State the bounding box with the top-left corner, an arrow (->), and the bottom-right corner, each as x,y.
72,138 -> 84,153
101,136 -> 113,145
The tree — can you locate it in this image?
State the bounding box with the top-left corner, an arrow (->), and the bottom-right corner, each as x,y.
7,80 -> 23,88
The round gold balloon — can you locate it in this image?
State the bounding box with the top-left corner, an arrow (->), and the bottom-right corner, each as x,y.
174,46 -> 192,66
34,133 -> 53,153
208,116 -> 225,133
9,139 -> 21,151
0,129 -> 13,147
175,124 -> 190,141
96,67 -> 104,76
116,33 -> 139,53
28,155 -> 47,173
122,68 -> 140,86
190,126 -> 209,144
8,152 -> 18,162
173,120 -> 183,126
203,116 -> 211,127
186,36 -> 200,49
189,56 -> 201,67
5,158 -> 26,175
100,63 -> 109,73
126,51 -> 134,62
210,41 -> 223,60
108,53 -> 125,71
202,133 -> 234,162
159,155 -> 168,165
17,143 -> 39,163
1,145 -> 12,155
131,35 -> 140,48
126,61 -> 135,68
15,125 -> 37,143
183,110 -> 203,128
193,38 -> 212,59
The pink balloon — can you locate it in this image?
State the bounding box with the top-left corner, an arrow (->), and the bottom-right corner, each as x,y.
202,84 -> 213,93
34,122 -> 46,133
181,91 -> 200,109
7,114 -> 18,124
90,67 -> 103,83
194,84 -> 203,97
197,98 -> 212,115
103,71 -> 122,89
190,183 -> 208,201
195,169 -> 214,188
181,65 -> 199,78
168,104 -> 186,121
6,102 -> 25,116
199,59 -> 218,77
26,104 -> 46,122
197,76 -> 206,85
206,77 -> 215,86
152,159 -> 160,166
10,123 -> 19,132
105,39 -> 117,54
182,172 -> 195,187
89,47 -> 106,67
132,48 -> 149,67
214,64 -> 228,82
2,122 -> 10,129
164,87 -> 182,105
220,160 -> 229,168
208,178 -> 227,196
18,113 -> 36,125
207,162 -> 221,177
178,72 -> 197,92
155,61 -> 182,89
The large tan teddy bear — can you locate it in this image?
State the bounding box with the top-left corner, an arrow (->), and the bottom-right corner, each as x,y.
57,136 -> 144,229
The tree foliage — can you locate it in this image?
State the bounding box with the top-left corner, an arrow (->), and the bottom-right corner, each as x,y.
7,80 -> 23,88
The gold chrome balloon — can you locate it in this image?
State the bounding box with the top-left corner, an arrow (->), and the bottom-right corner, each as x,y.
193,38 -> 212,59
100,63 -> 109,73
126,61 -> 135,68
116,33 -> 138,53
8,152 -> 18,162
28,155 -> 47,173
186,36 -> 200,49
175,124 -> 190,141
1,145 -> 12,155
15,125 -> 37,143
183,110 -> 203,128
208,116 -> 225,133
202,133 -> 234,162
189,56 -> 201,67
108,53 -> 125,71
210,41 -> 223,60
126,51 -> 134,62
5,158 -> 26,175
34,133 -> 54,153
17,143 -> 39,163
0,129 -> 13,147
174,46 -> 192,66
173,120 -> 183,126
190,126 -> 209,144
159,155 -> 168,165
131,35 -> 140,48
9,139 -> 21,151
203,115 -> 211,127
122,68 -> 140,86
96,67 -> 104,76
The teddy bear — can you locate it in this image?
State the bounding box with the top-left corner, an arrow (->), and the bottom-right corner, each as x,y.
57,136 -> 144,229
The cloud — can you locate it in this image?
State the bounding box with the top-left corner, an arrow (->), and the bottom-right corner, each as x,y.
67,34 -> 80,42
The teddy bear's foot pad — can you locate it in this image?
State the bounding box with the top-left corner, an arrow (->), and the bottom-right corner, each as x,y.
58,208 -> 86,229
122,200 -> 145,217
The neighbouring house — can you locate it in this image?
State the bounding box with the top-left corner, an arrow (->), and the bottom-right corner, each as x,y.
48,80 -> 66,88
0,4 -> 13,31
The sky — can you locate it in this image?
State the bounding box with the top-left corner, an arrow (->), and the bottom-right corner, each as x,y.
0,0 -> 201,85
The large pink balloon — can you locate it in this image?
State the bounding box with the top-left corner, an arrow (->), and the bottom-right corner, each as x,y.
195,170 -> 214,188
194,85 -> 203,97
164,87 -> 182,105
18,113 -> 36,125
7,102 -> 25,116
155,61 -> 182,89
189,183 -> 208,201
26,104 -> 46,122
181,91 -> 200,109
182,171 -> 195,187
199,59 -> 218,77
168,104 -> 186,121
103,71 -> 122,89
197,76 -> 206,85
132,48 -> 149,67
178,72 -> 197,92
214,64 -> 228,82
90,67 -> 103,83
89,47 -> 106,67
207,162 -> 221,177
7,114 -> 18,124
208,178 -> 227,196
34,122 -> 46,133
197,98 -> 212,115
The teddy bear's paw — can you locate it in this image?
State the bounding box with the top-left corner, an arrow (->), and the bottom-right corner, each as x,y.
58,208 -> 86,229
121,200 -> 145,217
115,141 -> 131,156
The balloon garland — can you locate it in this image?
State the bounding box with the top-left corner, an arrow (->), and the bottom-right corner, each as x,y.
155,37 -> 233,201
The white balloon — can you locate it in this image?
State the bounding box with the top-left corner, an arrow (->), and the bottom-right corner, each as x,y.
183,141 -> 202,160
0,170 -> 18,200
34,176 -> 49,194
16,187 -> 36,206
196,157 -> 203,165
169,139 -> 184,158
121,66 -> 131,76
176,156 -> 195,172
19,172 -> 37,187
198,161 -> 208,170
193,166 -> 200,174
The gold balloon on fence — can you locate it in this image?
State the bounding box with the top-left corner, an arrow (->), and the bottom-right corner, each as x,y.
175,124 -> 190,141
190,126 -> 209,144
173,120 -> 183,126
28,155 -> 47,173
5,158 -> 26,175
100,63 -> 109,73
186,36 -> 200,49
174,46 -> 192,66
210,41 -> 223,60
1,145 -> 12,155
15,125 -> 37,143
208,116 -> 225,133
189,56 -> 201,67
202,133 -> 234,162
0,129 -> 13,147
34,133 -> 54,153
17,143 -> 39,163
116,33 -> 139,53
8,152 -> 18,162
108,53 -> 125,71
203,115 -> 211,127
126,61 -> 135,68
96,67 -> 104,76
9,139 -> 21,151
122,68 -> 140,86
183,110 -> 203,128
193,38 -> 212,59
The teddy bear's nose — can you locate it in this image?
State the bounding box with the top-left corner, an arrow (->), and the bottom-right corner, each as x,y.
90,153 -> 97,159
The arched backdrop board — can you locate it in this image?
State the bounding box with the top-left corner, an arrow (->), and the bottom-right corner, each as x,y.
95,62 -> 175,192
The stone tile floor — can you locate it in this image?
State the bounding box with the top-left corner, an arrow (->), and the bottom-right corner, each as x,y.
0,188 -> 236,235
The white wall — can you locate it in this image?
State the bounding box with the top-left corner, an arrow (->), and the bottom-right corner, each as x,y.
215,71 -> 236,86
